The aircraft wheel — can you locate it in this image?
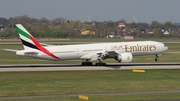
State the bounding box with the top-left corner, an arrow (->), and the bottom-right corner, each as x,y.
90,62 -> 93,66
95,63 -> 98,66
82,62 -> 93,66
101,63 -> 106,66
95,63 -> 106,66
87,62 -> 93,66
103,63 -> 106,66
155,58 -> 158,62
82,62 -> 85,66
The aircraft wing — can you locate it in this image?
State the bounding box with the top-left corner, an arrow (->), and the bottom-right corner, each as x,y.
80,51 -> 118,61
81,52 -> 98,61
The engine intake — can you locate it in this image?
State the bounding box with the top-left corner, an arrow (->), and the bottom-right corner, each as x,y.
115,53 -> 133,63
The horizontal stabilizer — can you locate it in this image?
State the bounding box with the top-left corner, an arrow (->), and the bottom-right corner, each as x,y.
3,49 -> 20,52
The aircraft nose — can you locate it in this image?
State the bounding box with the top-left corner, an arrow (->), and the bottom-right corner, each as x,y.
164,46 -> 168,51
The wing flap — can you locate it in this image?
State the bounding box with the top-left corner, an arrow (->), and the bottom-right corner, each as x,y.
80,51 -> 118,61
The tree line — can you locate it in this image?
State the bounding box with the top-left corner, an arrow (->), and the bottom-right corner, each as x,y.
0,15 -> 180,39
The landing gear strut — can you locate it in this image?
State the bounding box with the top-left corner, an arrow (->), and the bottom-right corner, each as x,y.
95,59 -> 106,66
81,60 -> 93,66
94,53 -> 107,66
155,54 -> 159,62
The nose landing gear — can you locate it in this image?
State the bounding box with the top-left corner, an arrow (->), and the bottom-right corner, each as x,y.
155,54 -> 159,62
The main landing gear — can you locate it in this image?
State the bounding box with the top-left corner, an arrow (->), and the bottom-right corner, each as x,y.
82,60 -> 93,66
95,58 -> 106,66
81,60 -> 106,66
81,52 -> 107,66
95,62 -> 106,66
155,54 -> 159,62
94,53 -> 107,66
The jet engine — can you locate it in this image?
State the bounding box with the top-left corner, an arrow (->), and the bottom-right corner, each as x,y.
115,53 -> 133,63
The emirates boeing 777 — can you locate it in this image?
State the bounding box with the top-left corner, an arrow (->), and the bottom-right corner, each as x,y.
4,24 -> 168,66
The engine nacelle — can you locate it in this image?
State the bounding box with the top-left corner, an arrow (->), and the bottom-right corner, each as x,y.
115,53 -> 133,63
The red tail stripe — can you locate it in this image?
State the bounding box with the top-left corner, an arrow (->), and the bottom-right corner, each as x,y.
28,34 -> 59,59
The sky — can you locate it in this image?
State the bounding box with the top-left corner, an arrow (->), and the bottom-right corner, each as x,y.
0,0 -> 180,23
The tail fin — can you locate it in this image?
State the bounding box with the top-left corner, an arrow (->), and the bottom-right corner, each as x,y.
16,24 -> 59,59
16,24 -> 41,50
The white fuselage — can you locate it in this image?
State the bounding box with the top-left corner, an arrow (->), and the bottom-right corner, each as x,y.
16,41 -> 168,61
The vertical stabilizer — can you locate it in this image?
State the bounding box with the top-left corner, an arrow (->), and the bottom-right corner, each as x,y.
16,24 -> 40,50
15,24 -> 59,59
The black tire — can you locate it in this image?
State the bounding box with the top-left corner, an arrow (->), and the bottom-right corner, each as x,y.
155,58 -> 158,62
95,63 -> 99,66
82,62 -> 85,66
82,62 -> 93,66
87,62 -> 92,66
90,62 -> 93,66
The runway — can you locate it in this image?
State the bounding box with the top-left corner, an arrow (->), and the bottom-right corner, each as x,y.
1,63 -> 180,101
1,90 -> 180,100
0,63 -> 180,72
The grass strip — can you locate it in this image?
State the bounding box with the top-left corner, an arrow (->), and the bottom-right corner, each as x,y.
0,70 -> 180,97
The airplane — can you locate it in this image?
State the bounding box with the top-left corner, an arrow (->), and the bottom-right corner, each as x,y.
4,24 -> 168,66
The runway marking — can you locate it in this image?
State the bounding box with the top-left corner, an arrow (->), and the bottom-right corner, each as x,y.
0,63 -> 180,72
0,90 -> 180,99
